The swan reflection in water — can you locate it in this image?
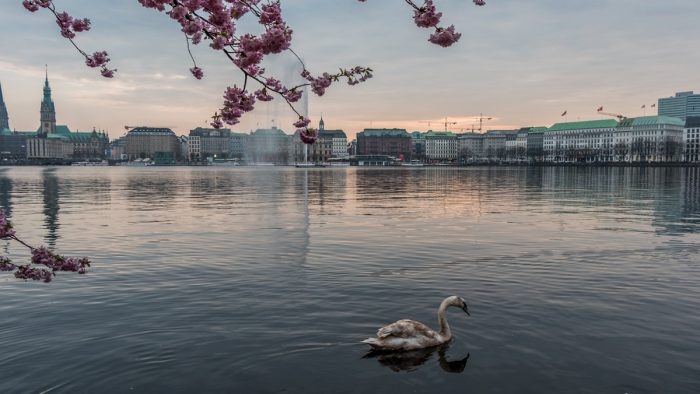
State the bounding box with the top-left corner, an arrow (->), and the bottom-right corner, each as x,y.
363,343 -> 469,373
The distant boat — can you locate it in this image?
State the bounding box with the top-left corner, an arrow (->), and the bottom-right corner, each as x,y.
126,158 -> 154,167
71,160 -> 108,167
295,162 -> 315,168
209,159 -> 240,167
402,160 -> 424,167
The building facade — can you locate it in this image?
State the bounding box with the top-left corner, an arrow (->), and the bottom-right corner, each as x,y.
410,131 -> 426,161
356,128 -> 412,160
124,127 -> 179,163
424,131 -> 458,161
189,127 -> 231,159
658,91 -> 700,122
484,130 -> 517,159
458,132 -> 484,160
229,132 -> 248,159
526,127 -> 546,161
248,127 -> 293,164
543,120 -> 618,162
614,116 -> 684,162
684,117 -> 700,162
27,135 -> 73,160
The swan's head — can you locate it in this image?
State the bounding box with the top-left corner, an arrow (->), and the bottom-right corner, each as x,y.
448,295 -> 470,316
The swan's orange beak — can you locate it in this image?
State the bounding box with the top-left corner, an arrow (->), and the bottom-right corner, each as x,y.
462,304 -> 470,316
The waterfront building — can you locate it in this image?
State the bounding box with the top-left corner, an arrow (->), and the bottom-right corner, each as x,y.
189,127 -> 231,159
67,128 -> 109,160
110,136 -> 127,160
0,82 -> 9,131
683,116 -> 700,162
310,117 -> 348,161
124,127 -> 179,163
526,127 -> 546,161
248,127 -> 293,164
458,132 -> 484,160
658,91 -> 700,122
347,139 -> 357,156
188,135 -> 201,161
178,136 -> 189,162
356,128 -> 412,160
543,120 -> 618,163
0,130 -> 31,159
509,128 -> 529,161
614,116 -> 684,162
229,132 -> 248,160
484,130 -> 517,160
26,133 -> 73,160
424,131 -> 458,161
410,131 -> 426,161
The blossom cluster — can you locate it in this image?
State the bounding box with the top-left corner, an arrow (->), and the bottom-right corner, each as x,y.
23,1 -> 484,143
0,209 -> 91,283
23,0 -> 116,78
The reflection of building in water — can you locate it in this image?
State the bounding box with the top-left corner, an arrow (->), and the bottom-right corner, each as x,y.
42,169 -> 60,247
676,167 -> 700,234
0,170 -> 12,218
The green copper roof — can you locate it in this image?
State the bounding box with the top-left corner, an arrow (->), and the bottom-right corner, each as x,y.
1,129 -> 37,137
528,127 -> 548,134
617,116 -> 685,127
253,128 -> 287,136
547,119 -> 618,132
424,131 -> 456,138
360,128 -> 409,137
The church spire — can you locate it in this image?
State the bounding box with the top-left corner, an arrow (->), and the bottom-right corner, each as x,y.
319,114 -> 325,131
0,81 -> 9,130
39,64 -> 56,137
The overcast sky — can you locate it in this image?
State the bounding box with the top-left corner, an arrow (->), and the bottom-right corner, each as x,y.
1,0 -> 699,139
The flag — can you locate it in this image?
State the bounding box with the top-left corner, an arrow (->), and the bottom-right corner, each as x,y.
651,103 -> 656,108
597,106 -> 604,112
561,110 -> 567,117
642,104 -> 646,109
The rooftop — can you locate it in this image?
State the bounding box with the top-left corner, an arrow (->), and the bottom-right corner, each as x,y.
686,116 -> 700,128
127,127 -> 176,136
547,119 -> 618,132
359,128 -> 410,138
319,129 -> 347,139
253,127 -> 288,136
424,131 -> 457,138
617,116 -> 685,127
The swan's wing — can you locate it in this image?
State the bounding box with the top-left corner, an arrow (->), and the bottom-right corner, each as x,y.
376,319 -> 437,339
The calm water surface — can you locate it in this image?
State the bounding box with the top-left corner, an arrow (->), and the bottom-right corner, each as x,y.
1,166 -> 699,393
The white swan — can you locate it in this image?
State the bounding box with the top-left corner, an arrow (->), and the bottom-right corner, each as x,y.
362,296 -> 470,351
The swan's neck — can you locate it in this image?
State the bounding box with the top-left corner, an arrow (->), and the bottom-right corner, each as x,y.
437,299 -> 452,340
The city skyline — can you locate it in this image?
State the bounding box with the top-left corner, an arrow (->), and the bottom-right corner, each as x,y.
1,1 -> 699,139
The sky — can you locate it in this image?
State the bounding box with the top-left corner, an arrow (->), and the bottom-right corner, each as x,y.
1,0 -> 699,140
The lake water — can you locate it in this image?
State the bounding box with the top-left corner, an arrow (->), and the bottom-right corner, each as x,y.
1,166 -> 699,393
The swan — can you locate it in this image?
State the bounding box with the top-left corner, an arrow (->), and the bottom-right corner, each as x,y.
362,296 -> 470,351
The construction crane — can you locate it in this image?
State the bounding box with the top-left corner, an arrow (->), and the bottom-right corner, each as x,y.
596,108 -> 627,121
419,118 -> 459,132
475,113 -> 493,133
